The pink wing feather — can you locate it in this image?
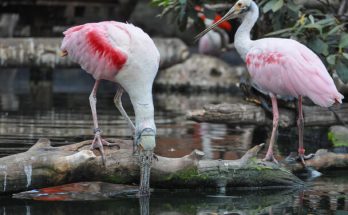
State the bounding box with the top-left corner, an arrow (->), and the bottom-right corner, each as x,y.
246,38 -> 344,107
61,21 -> 130,81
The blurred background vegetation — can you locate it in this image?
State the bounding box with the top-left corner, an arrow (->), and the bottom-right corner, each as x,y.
152,0 -> 348,82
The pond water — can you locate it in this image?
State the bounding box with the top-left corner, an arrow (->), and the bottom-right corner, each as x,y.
0,68 -> 347,214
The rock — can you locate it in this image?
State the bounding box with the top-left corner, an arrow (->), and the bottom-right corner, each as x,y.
155,54 -> 247,91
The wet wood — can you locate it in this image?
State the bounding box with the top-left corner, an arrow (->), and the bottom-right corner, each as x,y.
187,103 -> 348,127
0,37 -> 189,69
0,138 -> 303,194
285,149 -> 348,172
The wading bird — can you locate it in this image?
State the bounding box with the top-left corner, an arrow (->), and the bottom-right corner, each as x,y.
195,0 -> 344,164
195,6 -> 232,55
61,21 -> 160,196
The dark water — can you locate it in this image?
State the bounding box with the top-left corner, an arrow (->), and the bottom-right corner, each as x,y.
0,68 -> 347,214
0,171 -> 348,214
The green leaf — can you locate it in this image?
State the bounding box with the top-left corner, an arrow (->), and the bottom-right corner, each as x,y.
263,0 -> 277,13
264,27 -> 293,36
326,54 -> 336,65
308,38 -> 329,56
309,15 -> 315,24
327,24 -> 345,36
339,33 -> 348,49
316,17 -> 335,26
286,1 -> 301,13
258,0 -> 269,7
272,0 -> 284,12
304,23 -> 323,35
343,53 -> 348,60
336,60 -> 348,83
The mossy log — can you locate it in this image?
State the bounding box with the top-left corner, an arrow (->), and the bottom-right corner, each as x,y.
187,103 -> 348,127
0,37 -> 189,69
0,138 -> 304,194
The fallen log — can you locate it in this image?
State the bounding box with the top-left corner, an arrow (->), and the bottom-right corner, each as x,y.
285,149 -> 348,172
186,102 -> 348,127
0,37 -> 189,69
0,138 -> 303,194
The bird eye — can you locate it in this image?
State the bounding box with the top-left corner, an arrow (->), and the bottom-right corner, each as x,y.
237,3 -> 243,7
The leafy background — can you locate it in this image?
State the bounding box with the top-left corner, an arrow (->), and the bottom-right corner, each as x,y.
152,0 -> 348,82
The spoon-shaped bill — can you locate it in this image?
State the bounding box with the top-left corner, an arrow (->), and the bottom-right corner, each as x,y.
194,7 -> 237,42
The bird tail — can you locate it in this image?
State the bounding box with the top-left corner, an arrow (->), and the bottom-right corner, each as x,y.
334,93 -> 344,105
308,92 -> 344,107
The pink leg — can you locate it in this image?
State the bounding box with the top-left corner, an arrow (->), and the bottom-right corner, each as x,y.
263,94 -> 279,163
297,96 -> 306,166
89,80 -> 112,164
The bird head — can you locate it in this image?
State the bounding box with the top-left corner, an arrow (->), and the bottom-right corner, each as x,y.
195,0 -> 253,41
136,127 -> 156,196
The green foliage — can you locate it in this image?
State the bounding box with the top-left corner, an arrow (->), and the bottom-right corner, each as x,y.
152,0 -> 348,82
328,131 -> 348,147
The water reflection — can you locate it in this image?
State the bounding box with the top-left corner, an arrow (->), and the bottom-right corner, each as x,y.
0,69 -> 19,111
0,174 -> 347,215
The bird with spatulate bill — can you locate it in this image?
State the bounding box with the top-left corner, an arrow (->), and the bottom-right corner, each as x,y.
61,21 -> 160,196
195,0 -> 344,166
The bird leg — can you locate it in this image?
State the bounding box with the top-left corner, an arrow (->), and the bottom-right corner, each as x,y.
89,80 -> 112,165
113,87 -> 136,134
113,87 -> 137,152
297,96 -> 306,167
263,94 -> 279,163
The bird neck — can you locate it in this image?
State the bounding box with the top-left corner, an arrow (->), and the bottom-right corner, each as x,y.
234,1 -> 259,61
131,92 -> 156,135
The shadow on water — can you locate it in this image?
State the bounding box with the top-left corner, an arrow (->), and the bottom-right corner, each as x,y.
0,68 -> 347,214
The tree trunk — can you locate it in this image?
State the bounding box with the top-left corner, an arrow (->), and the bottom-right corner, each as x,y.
0,138 -> 304,194
0,38 -> 189,69
187,103 -> 348,127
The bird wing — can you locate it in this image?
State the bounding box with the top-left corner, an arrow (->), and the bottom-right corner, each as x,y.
61,21 -> 131,80
246,38 -> 343,107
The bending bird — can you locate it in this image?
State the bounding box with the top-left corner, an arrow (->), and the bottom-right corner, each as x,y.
195,0 -> 344,165
61,21 -> 160,196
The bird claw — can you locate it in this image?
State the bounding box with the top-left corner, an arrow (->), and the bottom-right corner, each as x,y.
90,132 -> 113,165
262,154 -> 278,164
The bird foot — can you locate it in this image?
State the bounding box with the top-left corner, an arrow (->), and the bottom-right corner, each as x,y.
285,152 -> 315,165
298,153 -> 315,167
262,153 -> 278,164
90,132 -> 115,165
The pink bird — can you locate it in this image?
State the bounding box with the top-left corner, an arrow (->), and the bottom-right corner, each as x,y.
195,6 -> 232,55
61,21 -> 160,196
195,0 -> 344,165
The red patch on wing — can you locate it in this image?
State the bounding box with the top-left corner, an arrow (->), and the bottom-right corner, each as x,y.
247,52 -> 283,68
213,15 -> 232,31
87,30 -> 127,70
246,56 -> 251,65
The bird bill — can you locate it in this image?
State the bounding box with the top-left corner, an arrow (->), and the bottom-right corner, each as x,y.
194,6 -> 238,41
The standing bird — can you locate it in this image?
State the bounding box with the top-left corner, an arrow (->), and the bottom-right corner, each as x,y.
195,0 -> 344,164
195,6 -> 232,56
61,21 -> 160,196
